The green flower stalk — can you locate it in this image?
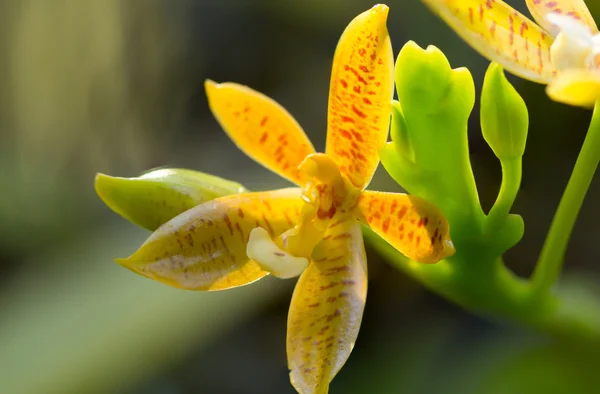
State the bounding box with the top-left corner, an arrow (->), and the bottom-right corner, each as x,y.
480,63 -> 528,234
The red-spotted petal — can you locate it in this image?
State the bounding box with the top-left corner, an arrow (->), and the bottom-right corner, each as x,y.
358,191 -> 454,263
287,219 -> 367,394
117,188 -> 302,291
525,0 -> 597,36
325,4 -> 394,190
421,0 -> 557,83
206,80 -> 316,185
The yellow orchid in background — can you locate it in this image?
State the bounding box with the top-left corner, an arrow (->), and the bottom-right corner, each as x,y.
421,0 -> 600,107
116,4 -> 454,393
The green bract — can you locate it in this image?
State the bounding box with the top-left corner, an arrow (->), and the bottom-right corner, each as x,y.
95,169 -> 247,231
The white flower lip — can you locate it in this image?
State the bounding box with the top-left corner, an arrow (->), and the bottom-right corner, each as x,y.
546,12 -> 593,43
547,12 -> 600,71
246,227 -> 309,279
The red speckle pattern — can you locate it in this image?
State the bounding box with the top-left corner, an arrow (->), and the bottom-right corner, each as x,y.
325,7 -> 394,190
425,0 -> 557,83
206,81 -> 315,186
357,191 -> 453,264
120,188 -> 304,291
287,221 -> 367,394
525,0 -> 598,36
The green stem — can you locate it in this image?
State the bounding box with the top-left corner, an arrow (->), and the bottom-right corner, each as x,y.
532,101 -> 600,295
486,157 -> 522,233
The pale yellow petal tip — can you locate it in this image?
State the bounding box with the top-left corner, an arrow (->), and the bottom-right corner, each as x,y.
114,257 -> 134,271
442,238 -> 456,260
370,4 -> 389,18
94,173 -> 131,216
115,256 -> 132,265
94,172 -> 112,196
290,372 -> 330,394
204,79 -> 222,100
115,257 -> 146,277
414,236 -> 455,264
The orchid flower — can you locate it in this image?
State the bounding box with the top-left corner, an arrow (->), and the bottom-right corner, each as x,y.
421,0 -> 600,107
115,5 -> 454,393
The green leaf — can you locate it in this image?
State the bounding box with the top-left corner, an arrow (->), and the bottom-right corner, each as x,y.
95,168 -> 248,231
481,63 -> 529,160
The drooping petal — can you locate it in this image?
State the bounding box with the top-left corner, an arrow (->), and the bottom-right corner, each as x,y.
357,191 -> 455,263
546,69 -> 600,107
421,0 -> 556,83
117,188 -> 303,291
287,219 -> 367,394
525,0 -> 598,36
325,4 -> 394,190
205,80 -> 316,185
95,169 -> 247,231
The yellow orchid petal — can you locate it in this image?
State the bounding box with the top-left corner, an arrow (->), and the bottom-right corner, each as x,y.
525,0 -> 598,36
287,220 -> 367,394
358,191 -> 455,263
546,69 -> 600,107
325,4 -> 394,190
421,0 -> 556,83
117,188 -> 303,291
246,227 -> 309,279
205,80 -> 316,185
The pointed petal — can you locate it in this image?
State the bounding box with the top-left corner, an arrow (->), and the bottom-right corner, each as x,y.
117,188 -> 303,291
525,0 -> 597,36
205,80 -> 316,185
95,169 -> 247,231
325,4 -> 394,190
421,0 -> 556,83
546,69 -> 600,108
287,220 -> 367,394
358,191 -> 455,263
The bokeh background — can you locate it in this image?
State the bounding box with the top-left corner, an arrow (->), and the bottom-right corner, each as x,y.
2,0 -> 600,393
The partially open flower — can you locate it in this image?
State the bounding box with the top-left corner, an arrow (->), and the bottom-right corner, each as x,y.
421,0 -> 600,108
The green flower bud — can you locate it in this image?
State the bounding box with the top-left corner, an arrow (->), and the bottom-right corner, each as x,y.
394,41 -> 475,120
382,41 -> 482,237
481,63 -> 529,160
95,168 -> 247,231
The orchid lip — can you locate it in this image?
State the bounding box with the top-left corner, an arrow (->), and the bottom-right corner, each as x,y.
547,13 -> 594,43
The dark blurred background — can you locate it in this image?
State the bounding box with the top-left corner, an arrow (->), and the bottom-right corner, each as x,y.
1,1 -> 600,393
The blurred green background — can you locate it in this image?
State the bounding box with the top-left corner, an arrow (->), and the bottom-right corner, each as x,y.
2,0 -> 600,393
